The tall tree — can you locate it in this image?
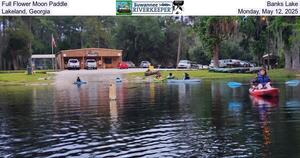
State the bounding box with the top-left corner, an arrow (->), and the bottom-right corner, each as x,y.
113,17 -> 165,64
6,24 -> 33,69
269,16 -> 300,70
82,17 -> 110,48
239,17 -> 269,65
194,17 -> 237,67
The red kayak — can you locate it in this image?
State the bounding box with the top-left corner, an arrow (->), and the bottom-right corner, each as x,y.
249,87 -> 279,97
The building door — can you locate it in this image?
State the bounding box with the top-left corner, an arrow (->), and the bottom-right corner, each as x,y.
104,57 -> 113,68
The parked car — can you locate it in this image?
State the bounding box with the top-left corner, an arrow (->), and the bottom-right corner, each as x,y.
166,63 -> 176,68
177,60 -> 191,69
85,59 -> 97,69
125,61 -> 136,68
239,61 -> 251,67
67,58 -> 80,70
191,63 -> 200,69
119,62 -> 129,69
202,65 -> 209,69
140,61 -> 151,68
196,64 -> 209,69
156,63 -> 174,69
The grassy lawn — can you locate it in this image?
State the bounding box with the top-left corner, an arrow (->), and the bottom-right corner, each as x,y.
0,70 -> 54,85
0,70 -> 55,74
127,69 -> 296,81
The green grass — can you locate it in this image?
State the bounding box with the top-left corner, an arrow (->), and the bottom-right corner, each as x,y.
127,69 -> 296,81
0,70 -> 55,74
0,71 -> 54,85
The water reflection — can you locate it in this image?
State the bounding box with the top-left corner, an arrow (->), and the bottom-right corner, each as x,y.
286,100 -> 300,108
177,83 -> 192,106
250,96 -> 279,108
284,85 -> 300,109
250,96 -> 279,158
228,101 -> 242,112
211,81 -> 224,130
1,80 -> 300,157
109,100 -> 118,133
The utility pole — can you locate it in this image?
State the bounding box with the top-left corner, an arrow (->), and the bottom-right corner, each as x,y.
52,42 -> 54,70
96,38 -> 100,48
176,16 -> 183,68
176,31 -> 182,68
51,34 -> 56,71
28,17 -> 33,73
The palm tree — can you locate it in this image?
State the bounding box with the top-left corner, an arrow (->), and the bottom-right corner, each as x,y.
194,17 -> 237,67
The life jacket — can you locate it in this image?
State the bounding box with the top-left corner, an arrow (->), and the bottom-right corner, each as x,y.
257,72 -> 270,85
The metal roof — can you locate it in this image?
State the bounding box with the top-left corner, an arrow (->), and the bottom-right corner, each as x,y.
31,54 -> 55,59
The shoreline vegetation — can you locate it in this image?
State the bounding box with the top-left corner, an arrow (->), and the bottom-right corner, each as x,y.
0,70 -> 54,86
127,69 -> 298,81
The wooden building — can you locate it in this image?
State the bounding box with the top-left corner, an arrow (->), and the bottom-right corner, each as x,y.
56,48 -> 122,69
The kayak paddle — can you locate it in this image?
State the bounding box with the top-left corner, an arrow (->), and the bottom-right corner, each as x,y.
227,80 -> 300,88
285,80 -> 300,87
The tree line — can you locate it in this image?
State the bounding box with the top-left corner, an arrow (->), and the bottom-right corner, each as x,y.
0,16 -> 299,70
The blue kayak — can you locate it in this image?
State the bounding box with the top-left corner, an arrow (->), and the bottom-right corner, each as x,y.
167,79 -> 201,83
73,81 -> 87,85
116,78 -> 122,83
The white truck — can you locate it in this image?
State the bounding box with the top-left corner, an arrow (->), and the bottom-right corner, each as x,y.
85,59 -> 97,69
177,60 -> 191,69
67,59 -> 80,70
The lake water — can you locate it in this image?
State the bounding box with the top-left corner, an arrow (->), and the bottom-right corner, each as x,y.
0,80 -> 300,157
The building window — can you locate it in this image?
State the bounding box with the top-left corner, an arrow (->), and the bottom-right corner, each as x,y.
104,58 -> 112,64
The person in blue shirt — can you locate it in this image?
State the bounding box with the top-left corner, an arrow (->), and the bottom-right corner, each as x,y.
252,67 -> 271,89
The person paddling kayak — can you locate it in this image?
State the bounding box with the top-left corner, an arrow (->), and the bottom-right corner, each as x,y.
167,73 -> 175,79
251,67 -> 271,89
184,73 -> 190,80
76,76 -> 81,82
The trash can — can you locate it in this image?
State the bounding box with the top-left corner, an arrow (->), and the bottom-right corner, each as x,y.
27,65 -> 32,75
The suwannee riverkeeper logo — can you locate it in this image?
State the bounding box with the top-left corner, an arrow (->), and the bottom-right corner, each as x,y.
116,0 -> 184,15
